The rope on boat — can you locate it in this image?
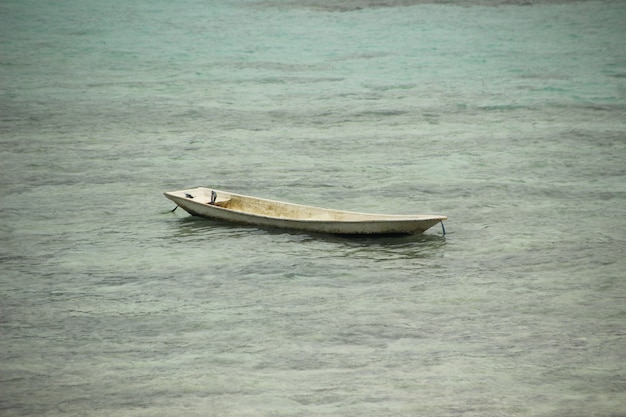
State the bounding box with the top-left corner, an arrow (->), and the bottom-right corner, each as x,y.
441,221 -> 446,236
171,193 -> 193,212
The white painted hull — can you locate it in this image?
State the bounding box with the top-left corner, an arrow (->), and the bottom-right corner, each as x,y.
165,187 -> 446,235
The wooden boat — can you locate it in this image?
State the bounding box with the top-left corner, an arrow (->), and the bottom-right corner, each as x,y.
164,187 -> 447,235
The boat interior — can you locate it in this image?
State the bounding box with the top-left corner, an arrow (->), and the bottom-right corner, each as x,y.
177,188 -> 401,221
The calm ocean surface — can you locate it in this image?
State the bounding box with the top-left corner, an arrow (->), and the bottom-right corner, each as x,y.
1,0 -> 625,415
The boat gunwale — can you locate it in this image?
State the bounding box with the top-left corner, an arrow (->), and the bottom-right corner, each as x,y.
164,187 -> 447,224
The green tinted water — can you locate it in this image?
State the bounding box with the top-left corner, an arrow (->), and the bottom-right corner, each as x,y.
1,0 -> 625,415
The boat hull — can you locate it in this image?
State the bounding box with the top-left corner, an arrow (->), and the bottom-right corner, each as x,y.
165,187 -> 446,235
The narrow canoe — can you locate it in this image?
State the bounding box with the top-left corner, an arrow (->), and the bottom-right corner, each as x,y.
164,187 -> 446,235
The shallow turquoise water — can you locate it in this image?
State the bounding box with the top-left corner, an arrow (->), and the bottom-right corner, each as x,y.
1,0 -> 625,416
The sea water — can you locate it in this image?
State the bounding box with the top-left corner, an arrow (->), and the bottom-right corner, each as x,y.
1,0 -> 625,416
